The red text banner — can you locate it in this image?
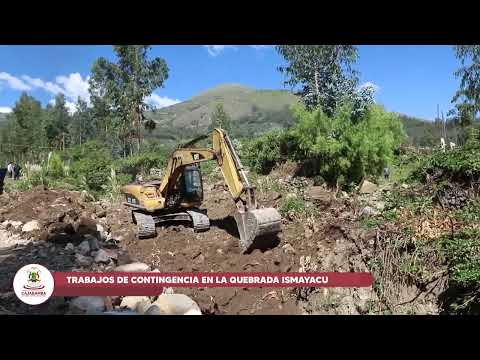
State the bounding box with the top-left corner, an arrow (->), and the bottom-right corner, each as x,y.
51,272 -> 373,296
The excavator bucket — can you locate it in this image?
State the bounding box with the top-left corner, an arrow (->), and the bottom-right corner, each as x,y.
234,207 -> 282,253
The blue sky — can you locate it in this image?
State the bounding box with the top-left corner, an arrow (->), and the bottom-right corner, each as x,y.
0,45 -> 460,120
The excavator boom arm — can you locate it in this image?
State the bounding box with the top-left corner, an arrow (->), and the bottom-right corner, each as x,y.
153,128 -> 281,253
158,128 -> 249,204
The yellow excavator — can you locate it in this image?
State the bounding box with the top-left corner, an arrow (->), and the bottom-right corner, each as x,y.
121,128 -> 282,253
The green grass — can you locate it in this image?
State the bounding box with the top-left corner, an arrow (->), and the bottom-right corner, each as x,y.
360,216 -> 383,229
383,189 -> 433,215
253,175 -> 284,194
453,200 -> 480,223
280,196 -> 305,216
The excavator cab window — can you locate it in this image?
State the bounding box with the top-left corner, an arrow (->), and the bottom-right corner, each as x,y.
183,165 -> 203,202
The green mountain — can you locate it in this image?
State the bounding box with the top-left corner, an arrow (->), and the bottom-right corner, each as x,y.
0,113 -> 8,128
145,83 -> 299,142
145,83 -> 445,147
397,113 -> 462,147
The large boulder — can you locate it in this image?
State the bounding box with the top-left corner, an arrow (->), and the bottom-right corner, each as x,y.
70,296 -> 106,313
120,296 -> 151,311
2,220 -> 22,229
22,220 -> 40,232
114,262 -> 151,272
136,300 -> 153,314
64,243 -> 75,251
359,206 -> 379,218
75,216 -> 98,237
76,240 -> 91,255
306,186 -> 333,205
48,222 -> 76,235
144,305 -> 166,315
359,180 -> 378,194
96,224 -> 107,240
75,253 -> 93,267
84,234 -> 100,251
94,249 -> 111,264
149,294 -> 202,315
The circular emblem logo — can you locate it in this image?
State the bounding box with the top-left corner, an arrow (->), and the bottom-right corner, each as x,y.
13,264 -> 54,305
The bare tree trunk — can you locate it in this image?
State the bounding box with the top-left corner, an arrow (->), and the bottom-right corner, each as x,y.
136,107 -> 141,153
314,69 -> 320,105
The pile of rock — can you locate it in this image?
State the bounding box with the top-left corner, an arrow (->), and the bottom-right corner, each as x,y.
67,262 -> 202,315
278,176 -> 311,194
304,186 -> 333,205
149,168 -> 163,178
437,185 -> 471,210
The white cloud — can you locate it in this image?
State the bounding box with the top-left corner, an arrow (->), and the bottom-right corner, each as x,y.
22,73 -> 90,104
146,93 -> 181,109
0,106 -> 12,113
204,45 -> 237,56
65,101 -> 77,115
249,45 -> 272,50
48,98 -> 78,115
3,71 -> 178,112
0,72 -> 31,91
56,73 -> 91,103
359,81 -> 380,93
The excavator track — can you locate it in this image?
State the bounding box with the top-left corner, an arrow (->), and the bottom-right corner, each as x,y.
186,209 -> 210,232
133,211 -> 156,239
153,210 -> 210,232
133,209 -> 210,239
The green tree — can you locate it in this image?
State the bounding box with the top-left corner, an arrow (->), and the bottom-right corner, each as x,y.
452,45 -> 480,125
89,45 -> 169,155
69,97 -> 95,146
0,93 -> 45,160
210,103 -> 232,133
275,45 -> 369,116
44,93 -> 71,150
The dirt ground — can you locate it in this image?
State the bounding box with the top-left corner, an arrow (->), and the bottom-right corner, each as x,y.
100,178 -> 379,315
1,172 -> 431,315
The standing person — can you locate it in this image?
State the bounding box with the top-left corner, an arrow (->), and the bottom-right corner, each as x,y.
0,168 -> 7,194
13,163 -> 21,180
7,162 -> 21,180
383,167 -> 390,180
7,162 -> 14,178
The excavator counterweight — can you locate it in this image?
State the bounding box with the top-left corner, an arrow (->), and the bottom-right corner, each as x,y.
121,128 -> 282,253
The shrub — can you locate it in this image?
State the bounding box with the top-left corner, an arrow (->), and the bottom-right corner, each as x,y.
69,141 -> 114,194
44,152 -> 65,179
115,148 -> 169,179
413,125 -> 480,184
441,229 -> 480,313
240,103 -> 405,188
290,103 -> 405,185
241,129 -> 292,174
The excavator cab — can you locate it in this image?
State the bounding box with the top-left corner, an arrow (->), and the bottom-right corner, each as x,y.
182,165 -> 204,203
